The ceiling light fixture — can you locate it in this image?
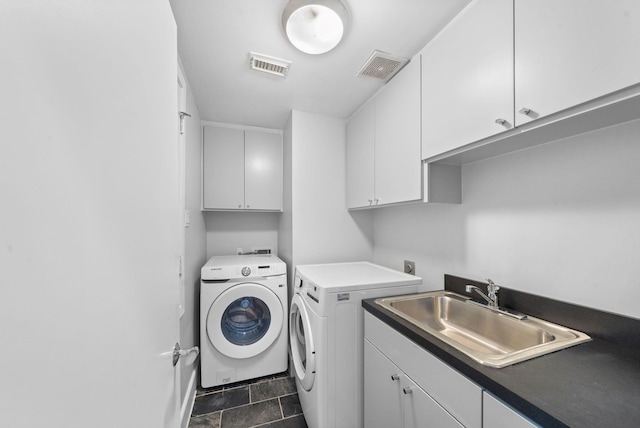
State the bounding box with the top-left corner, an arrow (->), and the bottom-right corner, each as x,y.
282,0 -> 349,55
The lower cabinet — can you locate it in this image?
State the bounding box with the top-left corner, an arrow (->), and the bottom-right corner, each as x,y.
365,312 -> 540,428
365,312 -> 481,428
483,392 -> 539,428
365,339 -> 463,428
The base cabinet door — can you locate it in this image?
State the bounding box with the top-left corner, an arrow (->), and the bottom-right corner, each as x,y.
365,339 -> 464,428
403,376 -> 463,428
483,392 -> 539,428
364,339 -> 403,428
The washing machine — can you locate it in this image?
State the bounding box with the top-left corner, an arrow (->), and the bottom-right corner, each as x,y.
200,254 -> 288,388
289,262 -> 422,428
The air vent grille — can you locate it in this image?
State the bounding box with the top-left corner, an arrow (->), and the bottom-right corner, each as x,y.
357,51 -> 409,81
250,52 -> 291,78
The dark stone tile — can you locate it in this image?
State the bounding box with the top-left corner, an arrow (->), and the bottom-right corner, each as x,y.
189,412 -> 221,428
258,414 -> 308,428
192,386 -> 250,416
197,384 -> 225,396
251,376 -> 297,402
279,393 -> 303,418
220,399 -> 282,428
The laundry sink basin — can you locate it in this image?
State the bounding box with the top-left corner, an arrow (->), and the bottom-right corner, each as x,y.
375,291 -> 590,368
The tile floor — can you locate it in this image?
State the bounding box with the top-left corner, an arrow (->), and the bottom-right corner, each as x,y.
189,372 -> 308,428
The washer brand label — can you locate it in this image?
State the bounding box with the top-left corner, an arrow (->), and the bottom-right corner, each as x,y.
337,293 -> 350,301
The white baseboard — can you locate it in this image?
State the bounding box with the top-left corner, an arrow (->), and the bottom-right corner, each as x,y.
180,363 -> 198,428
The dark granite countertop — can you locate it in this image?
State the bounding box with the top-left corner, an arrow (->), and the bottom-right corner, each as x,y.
363,286 -> 640,428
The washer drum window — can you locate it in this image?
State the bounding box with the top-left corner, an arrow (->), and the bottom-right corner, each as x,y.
207,282 -> 284,359
221,296 -> 271,346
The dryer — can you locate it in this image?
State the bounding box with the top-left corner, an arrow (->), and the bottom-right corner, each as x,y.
200,254 -> 288,388
290,262 -> 422,428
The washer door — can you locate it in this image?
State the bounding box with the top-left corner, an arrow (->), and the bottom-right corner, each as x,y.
207,282 -> 284,359
289,293 -> 315,391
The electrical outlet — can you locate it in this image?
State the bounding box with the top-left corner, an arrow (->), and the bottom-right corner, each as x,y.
404,260 -> 415,275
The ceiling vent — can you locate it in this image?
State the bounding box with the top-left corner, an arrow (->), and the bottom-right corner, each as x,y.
250,52 -> 291,78
357,50 -> 409,81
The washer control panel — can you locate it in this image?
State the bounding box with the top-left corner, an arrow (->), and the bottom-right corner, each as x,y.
201,255 -> 286,281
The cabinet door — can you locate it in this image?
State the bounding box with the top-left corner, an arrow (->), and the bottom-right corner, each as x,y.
483,392 -> 540,428
515,0 -> 640,126
421,0 -> 513,160
244,131 -> 282,211
403,376 -> 463,428
365,312 -> 482,428
374,57 -> 422,206
203,126 -> 244,209
364,340 -> 403,428
346,101 -> 375,208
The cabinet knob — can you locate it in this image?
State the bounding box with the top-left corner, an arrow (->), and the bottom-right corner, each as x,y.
402,386 -> 413,395
390,374 -> 400,381
494,118 -> 510,128
519,107 -> 532,116
238,204 -> 242,208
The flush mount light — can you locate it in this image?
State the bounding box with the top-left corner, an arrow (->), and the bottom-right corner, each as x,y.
282,0 -> 349,55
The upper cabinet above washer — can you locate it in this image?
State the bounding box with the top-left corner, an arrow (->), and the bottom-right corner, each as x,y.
203,125 -> 283,211
514,0 -> 640,126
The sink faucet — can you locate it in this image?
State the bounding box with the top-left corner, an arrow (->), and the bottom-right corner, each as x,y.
465,279 -> 500,308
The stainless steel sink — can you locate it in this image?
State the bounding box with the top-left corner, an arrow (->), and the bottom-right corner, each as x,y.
375,291 -> 591,368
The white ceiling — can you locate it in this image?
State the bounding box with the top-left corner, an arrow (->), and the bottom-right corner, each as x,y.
169,0 -> 471,130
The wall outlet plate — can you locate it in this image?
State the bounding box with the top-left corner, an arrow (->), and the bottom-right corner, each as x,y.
404,260 -> 415,275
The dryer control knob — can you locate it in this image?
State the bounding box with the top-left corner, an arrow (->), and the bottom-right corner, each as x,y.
241,267 -> 251,277
294,276 -> 302,289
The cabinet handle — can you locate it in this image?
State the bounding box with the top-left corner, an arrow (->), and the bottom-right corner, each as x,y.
390,374 -> 400,381
374,198 -> 379,205
494,118 -> 510,128
403,386 -> 413,395
368,199 -> 373,205
519,107 -> 532,116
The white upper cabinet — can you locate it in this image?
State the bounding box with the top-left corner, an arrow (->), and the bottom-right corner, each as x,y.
203,125 -> 283,211
422,0 -> 514,160
375,57 -> 422,207
203,126 -> 245,210
515,0 -> 640,126
244,130 -> 283,211
346,100 -> 375,209
346,57 -> 422,209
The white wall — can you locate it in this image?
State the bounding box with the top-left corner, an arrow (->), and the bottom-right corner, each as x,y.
178,59 -> 207,418
374,118 -> 640,319
206,211 -> 280,258
0,1 -> 181,426
277,114 -> 294,281
288,111 -> 374,267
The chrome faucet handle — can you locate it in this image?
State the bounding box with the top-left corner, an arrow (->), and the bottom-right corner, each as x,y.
486,279 -> 500,307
